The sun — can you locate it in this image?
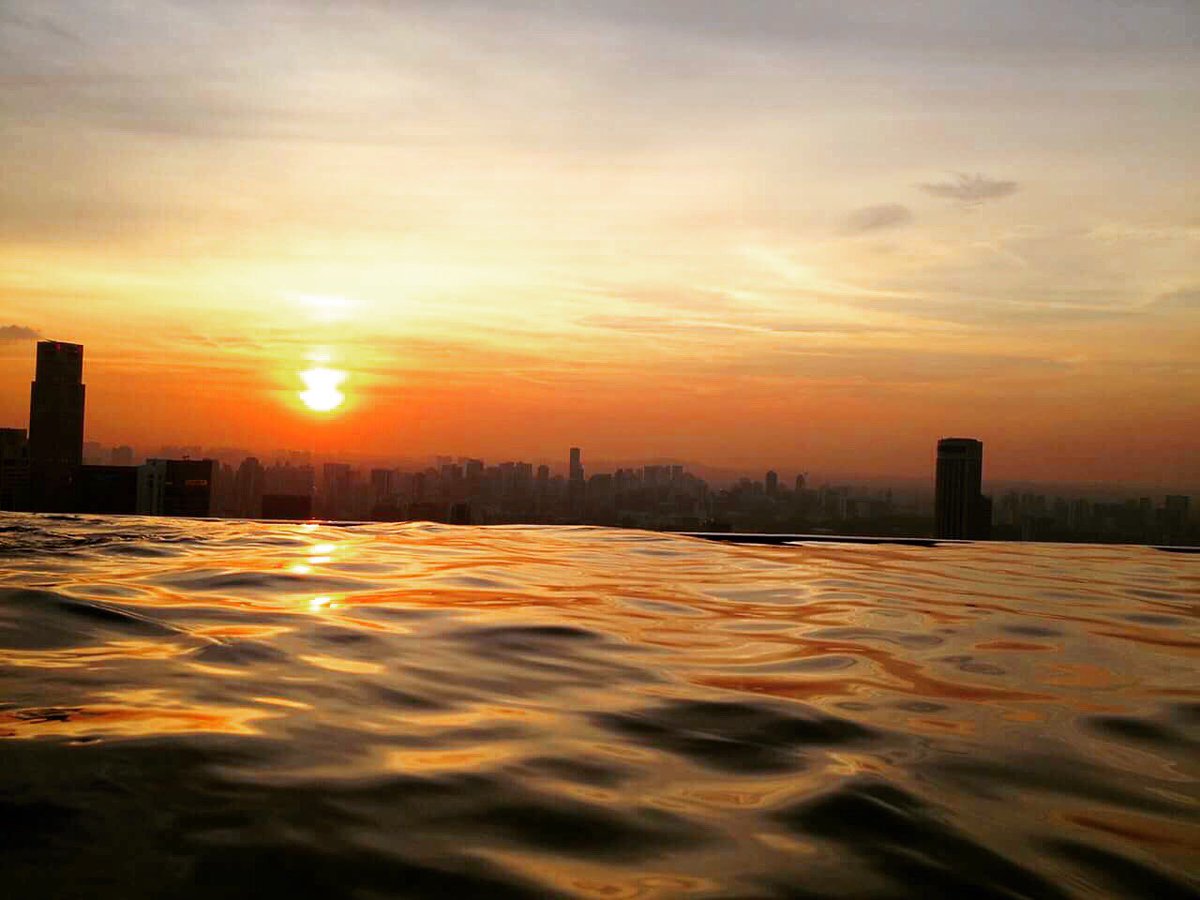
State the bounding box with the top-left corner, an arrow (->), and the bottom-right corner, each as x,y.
299,367 -> 347,412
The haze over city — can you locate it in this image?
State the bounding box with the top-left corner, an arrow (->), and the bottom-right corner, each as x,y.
0,1 -> 1196,487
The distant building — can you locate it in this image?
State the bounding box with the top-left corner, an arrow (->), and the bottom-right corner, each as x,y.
935,437 -> 990,539
0,427 -> 30,510
1163,495 -> 1191,542
262,493 -> 313,520
111,445 -> 135,466
369,468 -> 394,502
28,340 -> 86,511
568,447 -> 584,514
321,462 -> 354,518
77,465 -> 138,514
138,458 -> 216,517
765,470 -> 779,496
235,457 -> 266,518
264,462 -> 314,499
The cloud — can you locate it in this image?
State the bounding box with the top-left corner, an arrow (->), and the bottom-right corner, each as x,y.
845,203 -> 913,232
919,173 -> 1018,207
0,324 -> 40,343
579,313 -> 891,336
1152,287 -> 1200,311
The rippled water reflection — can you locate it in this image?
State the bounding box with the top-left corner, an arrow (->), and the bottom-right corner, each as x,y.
1,514 -> 1197,898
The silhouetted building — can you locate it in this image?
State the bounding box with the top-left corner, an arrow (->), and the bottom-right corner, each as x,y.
28,340 -> 86,511
235,457 -> 265,518
1163,495 -> 1190,542
321,462 -> 354,518
568,446 -> 584,514
138,458 -> 216,517
765,470 -> 779,496
935,437 -> 990,539
0,427 -> 30,510
262,493 -> 313,520
369,468 -> 394,501
111,445 -> 135,466
77,465 -> 138,514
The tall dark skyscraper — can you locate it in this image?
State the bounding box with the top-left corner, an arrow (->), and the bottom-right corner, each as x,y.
569,447 -> 583,482
935,437 -> 990,540
28,340 -> 86,511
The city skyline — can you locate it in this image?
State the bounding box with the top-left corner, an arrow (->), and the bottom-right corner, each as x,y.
5,336 -> 1199,496
1,338 -> 1194,547
1,3 -> 1197,486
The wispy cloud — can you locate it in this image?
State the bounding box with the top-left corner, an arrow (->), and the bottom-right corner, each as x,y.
1151,287 -> 1200,311
919,173 -> 1018,207
0,324 -> 40,342
579,313 -> 893,337
844,203 -> 913,232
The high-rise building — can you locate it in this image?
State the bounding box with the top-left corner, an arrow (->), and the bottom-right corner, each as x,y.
1163,495 -> 1191,542
77,465 -> 138,514
137,459 -> 216,517
765,470 -> 779,496
569,447 -> 583,482
235,457 -> 266,518
321,462 -> 354,518
0,427 -> 30,510
369,467 -> 395,501
111,445 -> 135,466
262,493 -> 313,520
28,340 -> 86,511
935,437 -> 990,540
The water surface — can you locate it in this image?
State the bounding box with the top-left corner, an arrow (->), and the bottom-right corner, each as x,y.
1,515 -> 1197,897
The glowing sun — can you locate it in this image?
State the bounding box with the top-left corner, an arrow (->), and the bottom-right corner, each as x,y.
299,367 -> 347,412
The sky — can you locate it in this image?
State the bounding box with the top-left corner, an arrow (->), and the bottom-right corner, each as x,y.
0,1 -> 1197,484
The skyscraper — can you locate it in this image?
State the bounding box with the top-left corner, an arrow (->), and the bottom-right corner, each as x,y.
765,470 -> 779,496
935,437 -> 990,540
568,447 -> 584,515
236,457 -> 266,517
28,340 -> 86,511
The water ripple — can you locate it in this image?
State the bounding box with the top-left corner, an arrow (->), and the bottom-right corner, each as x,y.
0,513 -> 1197,898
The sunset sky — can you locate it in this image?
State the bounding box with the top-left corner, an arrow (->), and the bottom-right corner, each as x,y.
1,1 -> 1197,484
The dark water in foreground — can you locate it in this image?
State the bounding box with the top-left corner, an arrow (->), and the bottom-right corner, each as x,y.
1,515 -> 1197,899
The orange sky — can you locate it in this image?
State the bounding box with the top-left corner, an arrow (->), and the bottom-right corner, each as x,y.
0,2 -> 1197,484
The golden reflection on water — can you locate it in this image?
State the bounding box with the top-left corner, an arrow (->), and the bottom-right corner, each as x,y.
1,698 -> 270,739
0,517 -> 1196,897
